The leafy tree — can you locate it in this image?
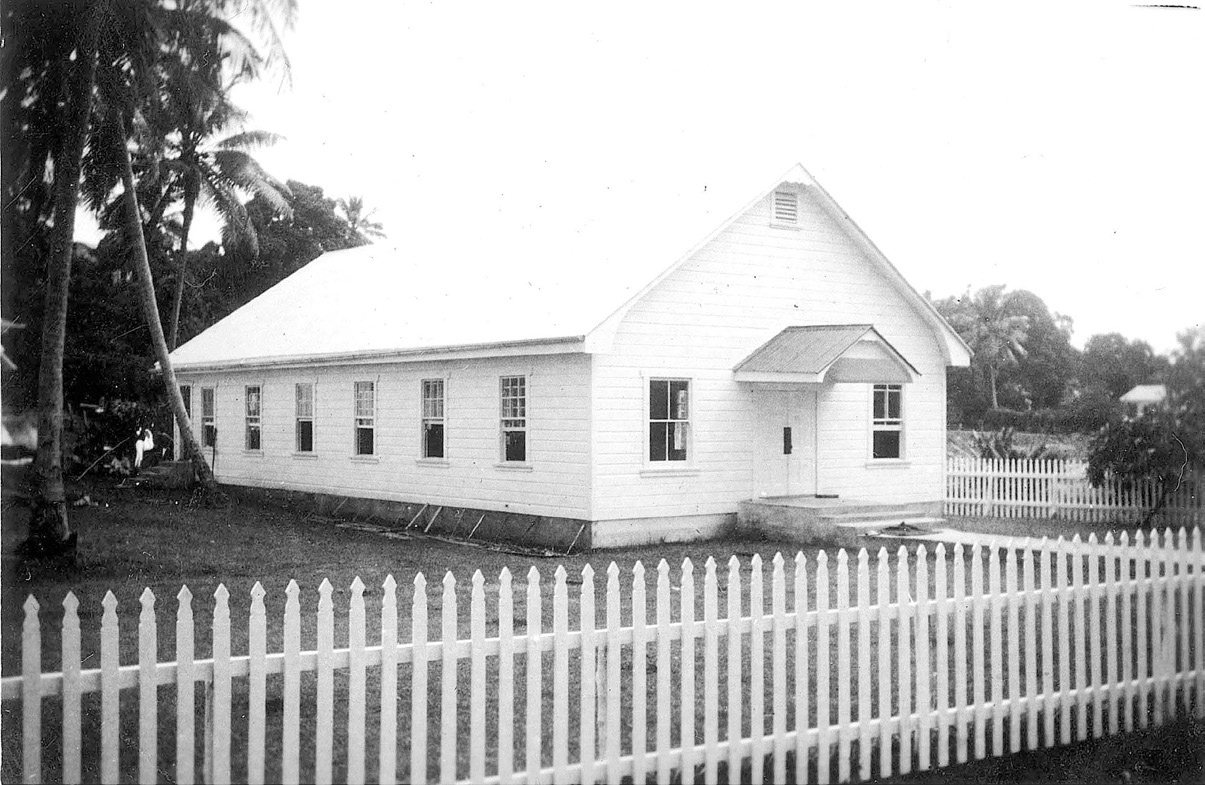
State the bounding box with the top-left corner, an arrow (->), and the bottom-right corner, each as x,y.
1081,332 -> 1167,400
1087,326 -> 1203,524
997,290 -> 1079,410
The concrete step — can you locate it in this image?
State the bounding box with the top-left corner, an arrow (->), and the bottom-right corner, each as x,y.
818,507 -> 936,523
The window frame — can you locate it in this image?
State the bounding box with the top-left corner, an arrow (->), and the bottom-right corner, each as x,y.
647,377 -> 692,463
201,387 -> 216,448
244,384 -> 263,452
353,380 -> 376,457
870,383 -> 905,461
295,382 -> 315,454
499,375 -> 527,463
420,378 -> 446,460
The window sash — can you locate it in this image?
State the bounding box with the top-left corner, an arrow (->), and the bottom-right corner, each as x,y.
649,379 -> 690,462
354,381 -> 375,455
500,376 -> 527,461
200,388 -> 216,448
421,379 -> 445,458
295,383 -> 314,452
871,384 -> 903,459
245,386 -> 262,450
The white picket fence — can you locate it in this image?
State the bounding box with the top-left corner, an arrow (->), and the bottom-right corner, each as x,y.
3,532 -> 1204,785
946,457 -> 1203,524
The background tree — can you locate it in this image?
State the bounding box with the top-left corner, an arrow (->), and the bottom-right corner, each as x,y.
1080,332 -> 1167,400
336,195 -> 386,243
934,284 -> 1030,411
996,289 -> 1079,410
1087,325 -> 1203,524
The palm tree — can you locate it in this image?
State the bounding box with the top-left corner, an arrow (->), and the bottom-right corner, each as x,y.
9,0 -> 295,554
337,195 -> 387,243
946,285 -> 1029,409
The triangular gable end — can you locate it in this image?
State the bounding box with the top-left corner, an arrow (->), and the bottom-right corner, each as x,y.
584,163 -> 972,368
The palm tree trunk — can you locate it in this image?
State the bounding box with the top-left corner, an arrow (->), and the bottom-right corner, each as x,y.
114,112 -> 219,493
989,365 -> 1000,409
24,25 -> 98,556
168,180 -> 198,350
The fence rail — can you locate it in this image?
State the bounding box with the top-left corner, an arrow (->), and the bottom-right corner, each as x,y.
946,457 -> 1203,524
3,531 -> 1204,784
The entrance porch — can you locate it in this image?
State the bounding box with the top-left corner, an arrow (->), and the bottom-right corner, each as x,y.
735,494 -> 944,548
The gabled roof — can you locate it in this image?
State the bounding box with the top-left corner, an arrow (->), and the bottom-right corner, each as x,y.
169,162 -> 970,371
1120,384 -> 1167,404
733,325 -> 920,384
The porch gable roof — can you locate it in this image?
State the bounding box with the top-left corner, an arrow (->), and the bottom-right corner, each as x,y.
733,324 -> 920,384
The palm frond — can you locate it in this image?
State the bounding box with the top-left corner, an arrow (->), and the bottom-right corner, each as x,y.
211,149 -> 292,218
215,130 -> 286,150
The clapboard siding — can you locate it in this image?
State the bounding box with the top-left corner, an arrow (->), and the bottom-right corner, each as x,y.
178,353 -> 591,518
590,184 -> 949,522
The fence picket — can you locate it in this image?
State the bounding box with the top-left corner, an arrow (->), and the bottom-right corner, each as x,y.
1021,545 -> 1038,751
750,554 -> 766,785
1102,535 -> 1118,735
442,573 -> 459,784
1056,539 -> 1073,744
1136,531 -> 1151,729
137,589 -> 157,785
348,577 -> 367,785
816,551 -> 831,785
856,550 -> 872,781
316,579 -> 334,785
248,582 -> 267,785
1005,546 -> 1020,753
794,553 -> 810,785
380,575 -> 398,785
606,563 -> 622,784
703,557 -> 719,785
632,561 -> 649,785
987,546 -> 1003,755
917,545 -> 932,772
283,580 -> 301,785
211,585 -> 232,785
498,569 -> 515,785
1119,532 -> 1135,733
897,546 -> 914,775
772,554 -> 789,785
100,591 -> 119,785
1087,535 -> 1103,739
62,593 -> 82,785
411,574 -> 429,785
726,556 -> 743,783
1039,542 -> 1054,747
176,587 -> 195,785
1194,527 -> 1205,718
22,596 -> 41,785
934,544 -> 950,769
876,548 -> 892,780
681,559 -> 698,785
578,565 -> 595,785
657,560 -> 673,784
1176,528 -> 1191,717
470,572 -> 487,784
952,544 -> 968,764
835,550 -> 851,783
970,544 -> 986,760
1071,535 -> 1089,742
551,566 -> 568,782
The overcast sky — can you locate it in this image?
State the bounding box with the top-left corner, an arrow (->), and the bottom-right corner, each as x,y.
99,1 -> 1205,353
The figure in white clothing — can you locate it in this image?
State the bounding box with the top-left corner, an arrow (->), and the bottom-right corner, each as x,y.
133,428 -> 155,470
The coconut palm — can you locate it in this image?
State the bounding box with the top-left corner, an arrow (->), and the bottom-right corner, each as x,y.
337,195 -> 387,243
946,284 -> 1030,409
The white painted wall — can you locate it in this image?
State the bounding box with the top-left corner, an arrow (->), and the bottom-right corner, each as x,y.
177,353 -> 592,519
589,183 -> 950,522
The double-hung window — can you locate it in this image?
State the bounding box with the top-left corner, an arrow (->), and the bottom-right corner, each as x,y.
244,385 -> 262,451
295,383 -> 315,453
649,379 -> 690,461
354,381 -> 375,456
871,384 -> 903,459
201,387 -> 216,447
421,379 -> 445,458
500,375 -> 526,462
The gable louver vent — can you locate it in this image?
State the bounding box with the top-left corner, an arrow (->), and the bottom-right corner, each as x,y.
773,189 -> 799,224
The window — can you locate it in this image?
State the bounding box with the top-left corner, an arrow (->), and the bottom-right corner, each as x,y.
772,189 -> 799,225
872,384 -> 903,459
354,381 -> 375,455
649,379 -> 689,461
295,383 -> 314,453
421,379 -> 445,458
244,386 -> 262,450
500,375 -> 526,462
180,385 -> 192,419
201,388 -> 216,447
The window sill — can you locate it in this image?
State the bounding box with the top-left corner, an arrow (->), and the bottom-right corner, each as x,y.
416,458 -> 450,468
292,452 -> 319,460
865,460 -> 911,469
640,466 -> 701,478
350,455 -> 380,464
494,462 -> 534,472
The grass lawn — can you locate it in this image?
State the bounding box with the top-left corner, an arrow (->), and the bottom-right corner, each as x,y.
2,469 -> 1200,783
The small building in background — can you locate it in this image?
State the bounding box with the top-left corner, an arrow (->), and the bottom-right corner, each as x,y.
1120,383 -> 1167,418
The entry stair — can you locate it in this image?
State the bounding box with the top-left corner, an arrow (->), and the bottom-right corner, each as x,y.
736,496 -> 944,548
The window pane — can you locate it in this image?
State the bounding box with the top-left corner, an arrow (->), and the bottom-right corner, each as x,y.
202,388 -> 215,417
297,421 -> 314,452
873,430 -> 901,459
246,387 -> 261,417
296,384 -> 314,417
873,387 -> 886,420
356,426 -> 374,456
203,424 -> 216,448
180,386 -> 192,418
424,423 -> 444,458
670,380 -> 689,420
649,422 -> 668,461
504,430 -> 526,462
649,380 -> 669,421
355,382 -> 374,417
668,422 -> 688,461
887,388 -> 901,420
246,425 -> 261,451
